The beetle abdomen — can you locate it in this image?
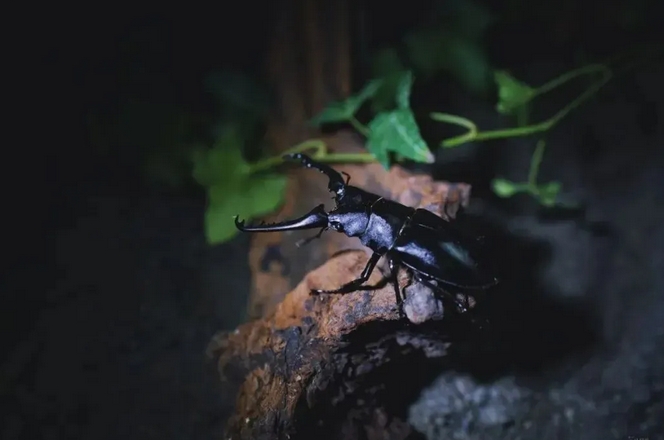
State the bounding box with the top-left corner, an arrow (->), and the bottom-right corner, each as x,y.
392,210 -> 497,288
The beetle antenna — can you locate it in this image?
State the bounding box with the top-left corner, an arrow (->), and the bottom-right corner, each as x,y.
341,171 -> 351,185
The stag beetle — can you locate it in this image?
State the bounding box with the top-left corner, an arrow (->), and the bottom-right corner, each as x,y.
234,153 -> 498,317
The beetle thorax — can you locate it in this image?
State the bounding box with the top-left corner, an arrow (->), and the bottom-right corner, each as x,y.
358,211 -> 403,251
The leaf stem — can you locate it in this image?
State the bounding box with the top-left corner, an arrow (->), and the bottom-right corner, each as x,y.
430,113 -> 478,146
532,64 -> 608,97
314,153 -> 377,163
527,139 -> 546,187
438,64 -> 613,148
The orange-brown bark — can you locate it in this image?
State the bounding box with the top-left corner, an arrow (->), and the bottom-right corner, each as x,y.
209,249 -> 478,439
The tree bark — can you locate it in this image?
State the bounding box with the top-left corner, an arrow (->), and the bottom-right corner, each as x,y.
246,0 -> 354,319
209,251 -> 481,440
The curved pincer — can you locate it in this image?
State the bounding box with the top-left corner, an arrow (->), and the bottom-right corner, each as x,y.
234,204 -> 329,233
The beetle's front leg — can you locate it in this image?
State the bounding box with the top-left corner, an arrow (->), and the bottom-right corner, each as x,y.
296,227 -> 327,247
312,252 -> 382,294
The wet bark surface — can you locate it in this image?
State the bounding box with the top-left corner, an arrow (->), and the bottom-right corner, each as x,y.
210,251 -> 486,440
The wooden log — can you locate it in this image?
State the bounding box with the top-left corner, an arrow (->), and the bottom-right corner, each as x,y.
209,249 -> 483,439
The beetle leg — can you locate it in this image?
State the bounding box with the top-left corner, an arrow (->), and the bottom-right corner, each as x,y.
295,227 -> 328,247
388,258 -> 405,318
312,252 -> 381,294
413,274 -> 469,314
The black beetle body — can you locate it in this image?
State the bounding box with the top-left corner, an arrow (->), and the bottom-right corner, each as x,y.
234,153 -> 498,316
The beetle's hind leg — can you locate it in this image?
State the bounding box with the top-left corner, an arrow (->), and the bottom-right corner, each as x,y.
413,274 -> 470,314
388,258 -> 406,318
312,252 -> 382,294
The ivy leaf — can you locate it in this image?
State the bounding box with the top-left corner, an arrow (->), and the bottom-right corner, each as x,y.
494,70 -> 535,115
371,71 -> 411,114
434,0 -> 495,41
367,109 -> 434,168
404,29 -> 492,96
205,174 -> 287,244
396,0 -> 495,96
371,50 -> 409,113
492,178 -> 562,207
372,48 -> 405,78
310,79 -> 384,125
492,178 -> 525,198
535,181 -> 562,206
192,125 -> 287,244
396,71 -> 414,110
191,127 -> 248,187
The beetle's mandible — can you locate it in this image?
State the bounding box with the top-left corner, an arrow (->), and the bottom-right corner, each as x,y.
234,153 -> 498,317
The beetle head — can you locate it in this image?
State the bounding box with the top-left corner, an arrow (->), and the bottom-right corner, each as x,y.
234,155 -> 375,242
327,206 -> 370,237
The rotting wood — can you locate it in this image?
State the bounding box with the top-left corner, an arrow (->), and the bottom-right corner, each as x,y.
209,249 -> 482,440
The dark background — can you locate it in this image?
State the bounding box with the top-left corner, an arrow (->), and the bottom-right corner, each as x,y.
3,0 -> 663,439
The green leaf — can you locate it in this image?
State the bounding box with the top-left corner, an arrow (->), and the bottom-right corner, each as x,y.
191,125 -> 287,244
396,71 -> 414,110
367,109 -> 434,168
191,127 -> 249,187
355,79 -> 385,104
404,28 -> 492,96
308,102 -> 352,126
535,181 -> 561,206
494,70 -> 535,115
310,79 -> 384,125
371,71 -> 410,113
491,178 -> 522,198
432,0 -> 495,41
370,49 -> 407,113
443,37 -> 493,96
372,48 -> 405,78
205,174 -> 287,244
